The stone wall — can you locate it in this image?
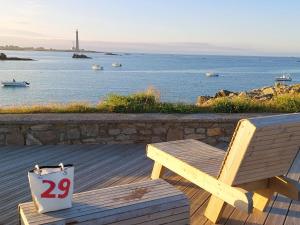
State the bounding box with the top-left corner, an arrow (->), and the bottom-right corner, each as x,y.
0,113 -> 271,147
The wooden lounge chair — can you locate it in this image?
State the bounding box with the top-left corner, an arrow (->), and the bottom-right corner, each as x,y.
147,113 -> 300,223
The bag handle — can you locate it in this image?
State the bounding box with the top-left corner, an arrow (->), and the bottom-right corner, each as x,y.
59,163 -> 64,171
34,165 -> 41,175
34,163 -> 65,174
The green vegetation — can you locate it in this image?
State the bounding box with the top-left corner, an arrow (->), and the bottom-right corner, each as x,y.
0,88 -> 300,114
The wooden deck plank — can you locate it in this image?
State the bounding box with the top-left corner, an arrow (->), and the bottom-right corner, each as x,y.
0,145 -> 146,225
0,144 -> 299,225
244,152 -> 300,225
264,152 -> 300,225
0,145 -> 121,211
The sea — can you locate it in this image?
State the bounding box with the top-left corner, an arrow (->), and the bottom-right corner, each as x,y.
0,50 -> 300,106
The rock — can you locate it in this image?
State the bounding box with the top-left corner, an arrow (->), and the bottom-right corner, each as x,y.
215,142 -> 228,150
0,127 -> 10,133
184,133 -> 206,140
153,127 -> 167,135
274,83 -> 291,94
0,53 -> 7,60
228,93 -> 238,98
80,125 -> 98,137
256,94 -> 273,101
184,128 -> 195,134
196,128 -> 206,134
59,133 -> 66,142
115,134 -> 130,141
151,137 -> 163,143
122,128 -> 137,135
204,137 -> 218,145
207,127 -> 223,137
96,137 -> 114,141
67,128 -> 80,140
196,83 -> 299,105
108,128 -> 121,135
167,129 -> 183,141
215,89 -> 234,98
196,96 -> 212,105
31,124 -> 53,131
99,128 -> 107,136
140,129 -> 152,135
0,134 -> 5,145
6,130 -> 24,145
26,134 -> 42,145
261,87 -> 275,95
274,82 -> 288,91
246,91 -> 258,98
218,136 -> 231,143
72,53 -> 92,59
34,131 -> 57,144
0,52 -> 34,61
290,84 -> 300,93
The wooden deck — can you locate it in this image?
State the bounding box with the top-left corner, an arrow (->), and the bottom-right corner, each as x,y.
0,144 -> 300,225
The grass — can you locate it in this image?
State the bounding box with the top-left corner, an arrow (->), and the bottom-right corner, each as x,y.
207,94 -> 300,113
0,88 -> 300,114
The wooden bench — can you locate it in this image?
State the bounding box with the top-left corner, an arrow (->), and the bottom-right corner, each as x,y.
19,179 -> 189,225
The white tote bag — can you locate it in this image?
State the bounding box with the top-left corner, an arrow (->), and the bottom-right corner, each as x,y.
28,163 -> 74,213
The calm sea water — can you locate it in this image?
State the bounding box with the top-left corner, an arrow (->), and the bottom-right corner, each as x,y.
0,50 -> 300,106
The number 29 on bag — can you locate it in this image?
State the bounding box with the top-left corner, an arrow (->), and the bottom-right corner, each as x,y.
41,178 -> 71,199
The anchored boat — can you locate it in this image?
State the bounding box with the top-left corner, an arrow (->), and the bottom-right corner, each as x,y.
92,64 -> 103,70
205,72 -> 219,77
275,73 -> 292,81
1,79 -> 30,87
112,63 -> 122,67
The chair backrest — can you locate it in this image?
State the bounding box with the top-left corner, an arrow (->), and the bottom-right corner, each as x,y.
218,113 -> 300,186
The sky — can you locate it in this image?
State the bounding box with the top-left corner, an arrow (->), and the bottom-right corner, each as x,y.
1,0 -> 300,56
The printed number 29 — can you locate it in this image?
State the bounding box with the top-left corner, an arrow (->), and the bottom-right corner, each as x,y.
41,178 -> 71,199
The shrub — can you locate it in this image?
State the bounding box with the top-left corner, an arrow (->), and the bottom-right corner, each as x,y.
209,97 -> 267,113
271,94 -> 300,112
0,89 -> 299,114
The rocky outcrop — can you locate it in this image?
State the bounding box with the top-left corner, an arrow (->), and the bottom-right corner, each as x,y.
0,53 -> 34,61
215,89 -> 237,98
197,83 -> 300,105
72,53 -> 92,59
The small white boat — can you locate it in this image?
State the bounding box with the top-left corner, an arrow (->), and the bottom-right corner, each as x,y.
92,64 -> 103,70
205,72 -> 219,77
1,80 -> 30,87
112,63 -> 122,67
275,73 -> 292,81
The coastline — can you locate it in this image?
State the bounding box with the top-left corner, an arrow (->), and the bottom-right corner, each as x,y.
0,47 -> 121,55
0,83 -> 299,114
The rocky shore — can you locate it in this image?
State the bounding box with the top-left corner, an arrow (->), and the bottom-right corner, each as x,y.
197,83 -> 300,105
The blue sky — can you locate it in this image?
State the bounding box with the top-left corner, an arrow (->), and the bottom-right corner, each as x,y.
1,0 -> 300,55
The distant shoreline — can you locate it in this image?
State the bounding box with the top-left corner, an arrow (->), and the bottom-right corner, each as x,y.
0,46 -> 122,55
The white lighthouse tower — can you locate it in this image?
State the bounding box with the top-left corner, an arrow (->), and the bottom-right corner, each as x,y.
75,29 -> 80,52
72,29 -> 91,59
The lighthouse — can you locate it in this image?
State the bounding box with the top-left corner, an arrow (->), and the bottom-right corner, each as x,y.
75,29 -> 79,52
72,29 -> 91,59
